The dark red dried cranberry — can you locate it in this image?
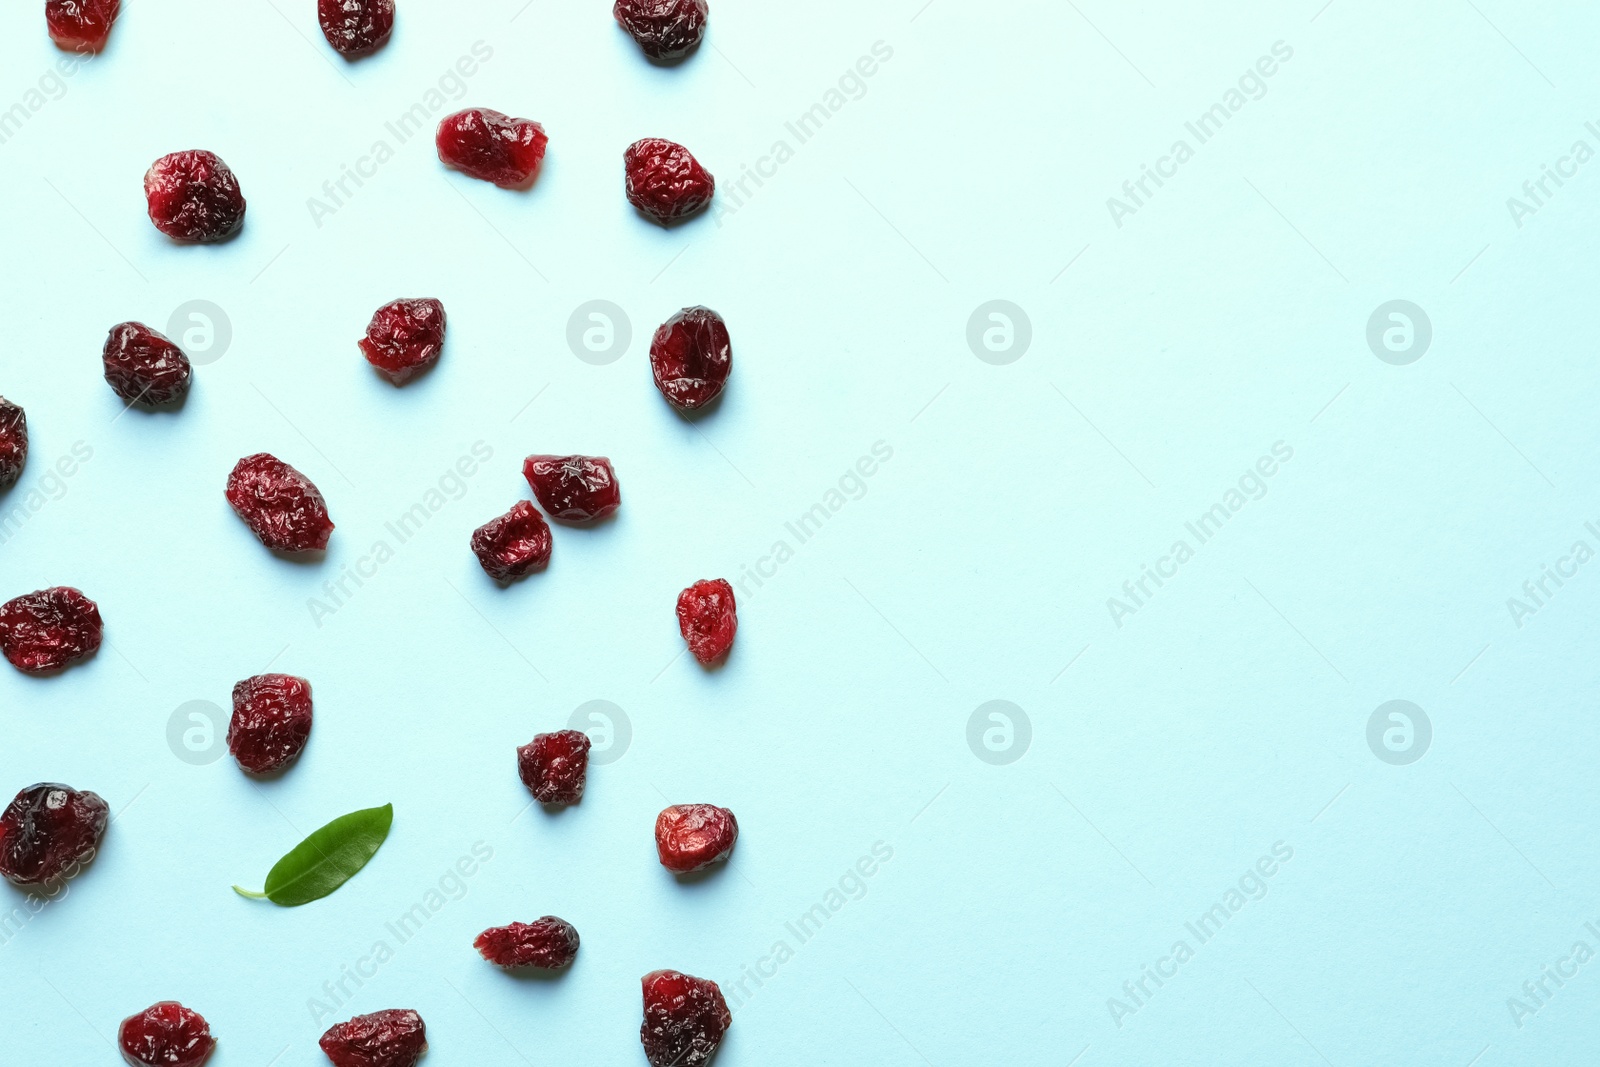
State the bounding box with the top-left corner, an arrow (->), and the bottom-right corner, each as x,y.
144,151 -> 246,243
651,307 -> 730,411
226,453 -> 334,553
655,804 -> 737,873
625,139 -> 714,225
0,396 -> 26,490
474,916 -> 580,969
317,0 -> 394,56
522,455 -> 621,523
228,674 -> 313,775
0,587 -> 102,674
320,1009 -> 427,1067
0,783 -> 107,887
436,109 -> 548,188
471,501 -> 552,582
613,0 -> 708,61
103,322 -> 192,407
676,579 -> 736,665
46,0 -> 120,51
118,1002 -> 216,1067
359,298 -> 446,384
640,970 -> 731,1067
517,729 -> 591,805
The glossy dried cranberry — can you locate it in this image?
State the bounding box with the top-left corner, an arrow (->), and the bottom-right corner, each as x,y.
471,501 -> 552,583
517,729 -> 591,805
640,970 -> 731,1067
676,579 -> 736,665
522,455 -> 621,523
118,1002 -> 216,1067
0,587 -> 102,674
46,0 -> 120,51
103,322 -> 192,407
474,916 -> 580,969
0,396 -> 26,490
655,804 -> 737,873
0,783 -> 107,887
228,674 -> 313,775
359,298 -> 446,384
320,1009 -> 426,1067
436,109 -> 548,188
318,0 -> 394,56
144,151 -> 246,243
625,139 -> 714,225
651,307 -> 730,411
613,0 -> 708,61
226,453 -> 334,553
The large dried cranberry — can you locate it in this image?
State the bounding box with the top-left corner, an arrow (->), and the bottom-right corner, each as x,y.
103,322 -> 192,407
46,0 -> 120,51
0,396 -> 26,490
640,970 -> 731,1067
517,729 -> 591,805
614,0 -> 708,61
0,587 -> 103,674
522,455 -> 621,523
320,1009 -> 427,1067
0,783 -> 107,887
471,501 -> 552,583
436,109 -> 548,188
651,307 -> 731,411
228,674 -> 313,775
226,453 -> 334,553
118,1002 -> 216,1067
676,579 -> 736,665
474,916 -> 580,969
144,151 -> 246,243
625,139 -> 714,225
359,298 -> 446,384
655,804 -> 737,873
318,0 -> 394,56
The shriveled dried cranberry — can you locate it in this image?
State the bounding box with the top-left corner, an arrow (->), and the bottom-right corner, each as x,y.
655,804 -> 737,873
625,139 -> 715,225
359,298 -> 446,384
0,396 -> 26,490
318,0 -> 394,56
676,579 -> 736,665
640,970 -> 732,1067
613,0 -> 708,61
228,674 -> 313,775
226,453 -> 334,553
320,1009 -> 427,1067
522,455 -> 621,523
471,501 -> 552,583
474,916 -> 580,969
118,1002 -> 216,1067
0,783 -> 107,887
46,0 -> 120,51
0,587 -> 103,675
144,151 -> 246,243
517,729 -> 591,805
651,307 -> 730,411
103,322 -> 192,407
436,109 -> 548,188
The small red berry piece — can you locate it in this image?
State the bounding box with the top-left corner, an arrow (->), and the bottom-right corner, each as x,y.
318,0 -> 394,56
517,729 -> 591,805
651,307 -> 730,411
226,453 -> 334,553
522,455 -> 621,523
640,970 -> 731,1067
144,151 -> 246,243
0,587 -> 102,674
0,783 -> 108,887
46,0 -> 120,51
676,579 -> 736,665
0,396 -> 27,490
436,108 -> 548,188
474,916 -> 580,969
471,501 -> 552,582
655,804 -> 737,873
319,1009 -> 427,1067
624,138 -> 714,225
103,322 -> 193,407
613,0 -> 708,61
118,1002 -> 216,1067
228,674 -> 313,775
359,298 -> 446,384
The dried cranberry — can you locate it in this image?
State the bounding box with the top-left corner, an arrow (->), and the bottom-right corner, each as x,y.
522,455 -> 621,523
471,501 -> 552,583
320,1009 -> 427,1067
436,109 -> 548,188
676,579 -> 736,665
318,0 -> 394,56
228,674 -> 313,775
614,0 -> 708,61
118,1002 -> 216,1067
359,298 -> 446,384
474,916 -> 580,969
651,307 -> 731,411
624,139 -> 715,225
144,151 -> 246,243
226,453 -> 334,553
517,729 -> 591,805
0,783 -> 107,887
655,804 -> 737,873
0,587 -> 103,675
0,396 -> 26,490
103,322 -> 192,407
46,0 -> 120,51
640,970 -> 732,1067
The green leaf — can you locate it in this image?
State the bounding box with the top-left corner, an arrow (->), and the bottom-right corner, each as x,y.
233,803 -> 393,907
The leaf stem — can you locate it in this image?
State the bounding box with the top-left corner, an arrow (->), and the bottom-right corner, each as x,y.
232,885 -> 268,899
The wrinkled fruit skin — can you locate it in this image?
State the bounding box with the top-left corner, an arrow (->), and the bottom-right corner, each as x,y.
228,674 -> 313,775
613,0 -> 708,61
0,587 -> 103,674
359,298 -> 446,384
226,453 -> 334,553
474,916 -> 580,969
655,804 -> 737,873
624,139 -> 714,224
118,1002 -> 216,1067
676,579 -> 737,665
144,151 -> 246,243
471,501 -> 552,583
0,783 -> 108,888
640,970 -> 732,1067
103,322 -> 193,406
318,0 -> 394,56
517,729 -> 591,805
46,0 -> 120,51
0,396 -> 26,490
436,109 -> 548,188
320,1009 -> 427,1067
651,307 -> 731,411
522,455 -> 621,523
